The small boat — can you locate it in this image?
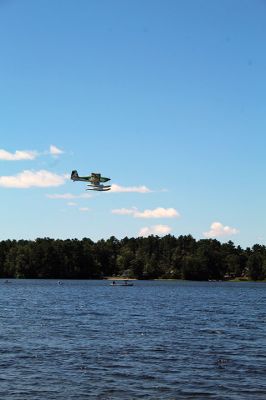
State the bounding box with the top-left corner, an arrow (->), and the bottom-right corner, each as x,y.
110,280 -> 134,287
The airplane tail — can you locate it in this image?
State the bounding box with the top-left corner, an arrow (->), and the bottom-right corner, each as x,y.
71,170 -> 79,180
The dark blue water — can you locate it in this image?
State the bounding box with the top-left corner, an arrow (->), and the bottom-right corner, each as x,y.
0,280 -> 266,399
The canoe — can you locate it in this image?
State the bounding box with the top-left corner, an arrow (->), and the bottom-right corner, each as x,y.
110,281 -> 134,286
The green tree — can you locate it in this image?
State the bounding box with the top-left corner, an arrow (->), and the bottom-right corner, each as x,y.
247,254 -> 264,280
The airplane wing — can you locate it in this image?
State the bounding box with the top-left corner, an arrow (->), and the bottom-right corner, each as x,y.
91,173 -> 101,185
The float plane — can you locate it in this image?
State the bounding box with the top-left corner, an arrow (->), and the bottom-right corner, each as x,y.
71,170 -> 111,191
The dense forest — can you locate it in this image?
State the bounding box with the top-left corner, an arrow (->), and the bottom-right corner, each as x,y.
0,235 -> 266,281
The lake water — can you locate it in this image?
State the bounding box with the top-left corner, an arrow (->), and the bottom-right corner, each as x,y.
0,279 -> 266,399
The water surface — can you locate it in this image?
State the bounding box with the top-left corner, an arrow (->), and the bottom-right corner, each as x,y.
0,280 -> 266,399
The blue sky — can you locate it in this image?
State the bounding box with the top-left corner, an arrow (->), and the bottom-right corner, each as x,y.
0,0 -> 266,247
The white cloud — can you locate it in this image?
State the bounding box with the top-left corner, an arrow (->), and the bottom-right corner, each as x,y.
79,207 -> 89,212
203,222 -> 239,238
112,207 -> 180,219
0,145 -> 64,161
111,184 -> 152,193
0,170 -> 67,188
46,193 -> 92,199
0,149 -> 38,161
67,202 -> 77,206
135,207 -> 179,218
49,145 -> 64,156
139,225 -> 172,237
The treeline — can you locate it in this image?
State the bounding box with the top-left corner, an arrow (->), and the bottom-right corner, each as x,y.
0,235 -> 266,281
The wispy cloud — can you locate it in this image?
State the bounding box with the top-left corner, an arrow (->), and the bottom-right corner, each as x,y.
67,202 -> 77,206
111,184 -> 152,193
139,225 -> 172,237
112,207 -> 180,219
0,149 -> 38,161
112,207 -> 137,215
79,207 -> 90,212
0,170 -> 67,188
46,193 -> 92,199
49,145 -> 64,156
203,222 -> 239,238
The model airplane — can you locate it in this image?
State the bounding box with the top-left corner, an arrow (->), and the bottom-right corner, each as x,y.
71,170 -> 111,191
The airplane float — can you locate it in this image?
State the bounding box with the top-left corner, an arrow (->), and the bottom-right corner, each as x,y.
71,170 -> 111,191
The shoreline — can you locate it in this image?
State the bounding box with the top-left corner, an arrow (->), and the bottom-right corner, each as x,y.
105,277 -> 136,281
104,276 -> 266,283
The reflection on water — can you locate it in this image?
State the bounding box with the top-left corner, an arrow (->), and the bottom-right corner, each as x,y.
0,279 -> 266,399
